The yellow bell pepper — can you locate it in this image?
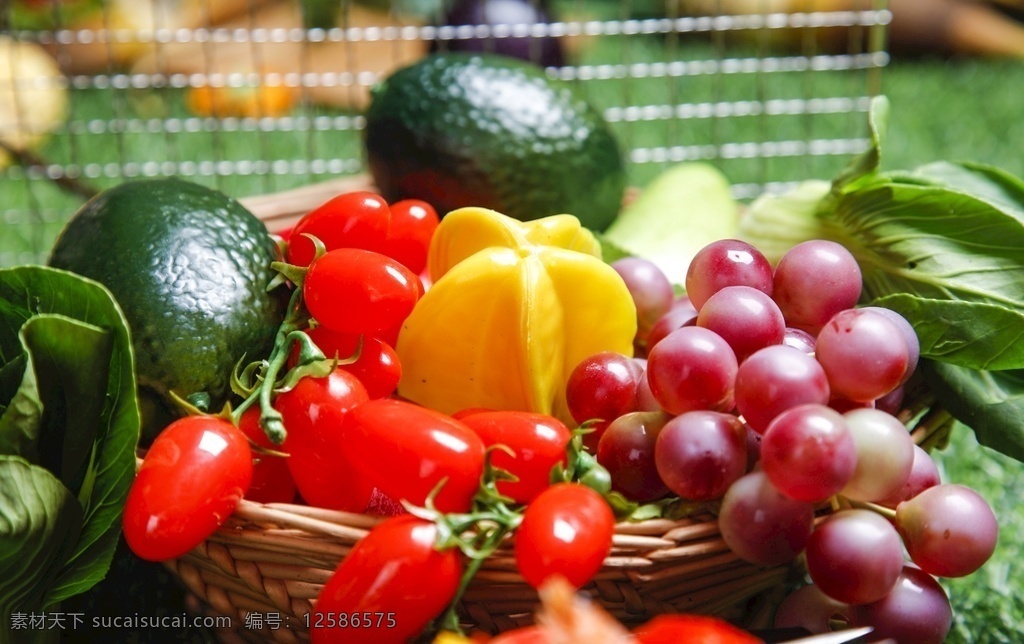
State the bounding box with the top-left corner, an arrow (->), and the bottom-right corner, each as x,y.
396,207 -> 637,425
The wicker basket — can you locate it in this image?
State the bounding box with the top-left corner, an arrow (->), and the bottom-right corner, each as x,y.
153,177 -> 948,643
169,500 -> 792,643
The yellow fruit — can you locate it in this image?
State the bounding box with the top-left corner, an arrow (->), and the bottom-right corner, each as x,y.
0,37 -> 67,167
397,207 -> 636,425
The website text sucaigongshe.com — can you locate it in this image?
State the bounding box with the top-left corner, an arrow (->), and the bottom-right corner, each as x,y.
7,612 -> 233,631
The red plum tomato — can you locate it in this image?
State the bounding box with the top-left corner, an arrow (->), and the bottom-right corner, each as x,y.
303,248 -> 420,336
286,191 -> 390,266
123,416 -> 253,561
311,515 -> 462,644
274,368 -> 372,512
514,483 -> 615,590
304,325 -> 402,399
381,199 -> 439,275
459,411 -> 571,504
342,399 -> 486,513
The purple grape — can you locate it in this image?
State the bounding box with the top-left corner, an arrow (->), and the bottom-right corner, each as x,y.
565,351 -> 644,426
874,384 -> 906,415
782,326 -> 817,354
773,240 -> 862,334
719,470 -> 815,566
856,565 -> 952,644
896,484 -> 998,578
774,584 -> 857,633
816,308 -> 911,402
879,444 -> 941,508
646,305 -> 699,352
685,239 -> 774,310
841,408 -> 915,503
654,411 -> 747,501
861,306 -> 921,386
597,411 -> 672,503
645,326 -> 738,415
696,285 -> 786,362
761,404 -> 857,503
612,256 -> 676,348
735,345 -> 831,434
805,509 -> 905,605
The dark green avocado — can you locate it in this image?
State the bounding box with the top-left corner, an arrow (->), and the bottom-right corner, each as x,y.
49,179 -> 287,438
364,52 -> 627,231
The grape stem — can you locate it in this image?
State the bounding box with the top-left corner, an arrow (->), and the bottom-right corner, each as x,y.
911,405 -> 955,452
841,497 -> 897,521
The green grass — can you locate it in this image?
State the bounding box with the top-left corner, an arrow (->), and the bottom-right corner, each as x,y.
2,14 -> 1024,641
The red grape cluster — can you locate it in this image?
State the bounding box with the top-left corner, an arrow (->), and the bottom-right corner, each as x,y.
569,240 -> 999,643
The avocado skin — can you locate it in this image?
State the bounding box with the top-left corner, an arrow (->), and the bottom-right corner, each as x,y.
49,179 -> 287,437
364,53 -> 627,231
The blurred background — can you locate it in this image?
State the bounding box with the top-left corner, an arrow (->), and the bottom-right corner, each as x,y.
2,1 -> 1023,641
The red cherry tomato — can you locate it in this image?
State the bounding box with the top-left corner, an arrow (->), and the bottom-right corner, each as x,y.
286,191 -> 390,266
381,199 -> 439,275
311,515 -> 462,644
514,483 -> 615,590
459,411 -> 570,504
123,416 -> 253,561
238,407 -> 297,504
304,248 -> 420,336
274,367 -> 373,511
633,614 -> 763,644
305,325 -> 402,399
342,399 -> 486,513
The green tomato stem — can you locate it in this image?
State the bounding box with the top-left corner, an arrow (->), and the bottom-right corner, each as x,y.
230,285 -> 308,444
435,522 -> 513,636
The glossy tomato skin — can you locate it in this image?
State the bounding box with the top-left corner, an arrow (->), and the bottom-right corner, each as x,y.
123,416 -> 253,562
633,614 -> 762,644
305,325 -> 402,399
342,399 -> 486,513
238,407 -> 297,504
311,515 -> 462,644
459,411 -> 570,504
514,483 -> 615,590
286,191 -> 390,266
304,248 -> 420,336
381,199 -> 439,275
274,368 -> 372,511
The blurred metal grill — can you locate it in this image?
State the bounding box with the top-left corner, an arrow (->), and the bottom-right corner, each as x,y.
0,0 -> 889,267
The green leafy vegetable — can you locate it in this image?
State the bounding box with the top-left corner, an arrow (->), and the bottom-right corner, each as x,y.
0,456 -> 84,629
921,363 -> 1024,463
738,180 -> 833,264
21,315 -> 113,494
0,266 -> 140,616
901,161 -> 1024,221
826,184 -> 1024,370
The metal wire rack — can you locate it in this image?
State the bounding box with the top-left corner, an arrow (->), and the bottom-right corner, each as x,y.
0,0 -> 889,267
